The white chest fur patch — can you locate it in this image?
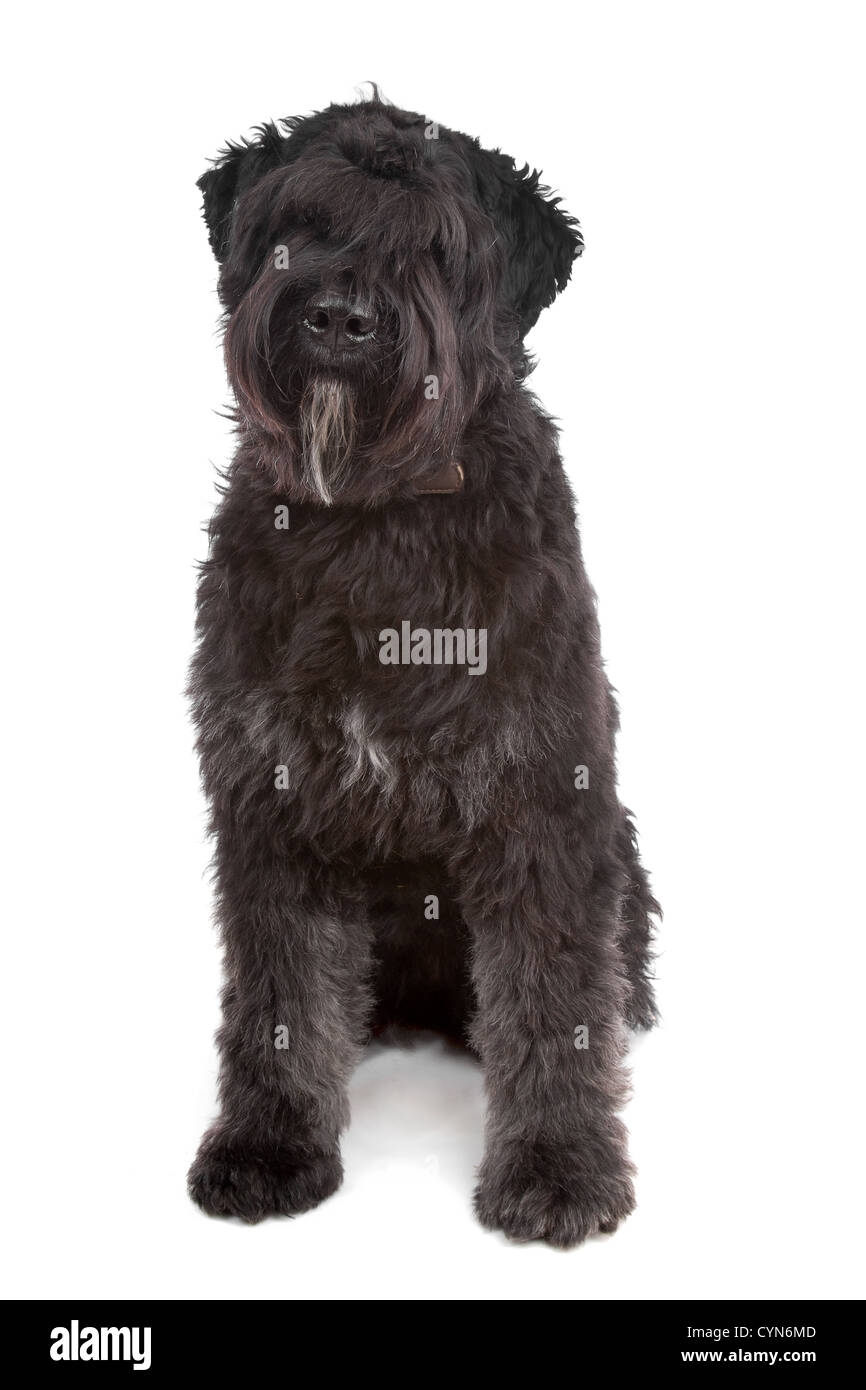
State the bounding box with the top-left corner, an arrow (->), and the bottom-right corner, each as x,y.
340,700 -> 397,791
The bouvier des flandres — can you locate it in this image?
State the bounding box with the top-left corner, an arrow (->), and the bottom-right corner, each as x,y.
188,94 -> 659,1247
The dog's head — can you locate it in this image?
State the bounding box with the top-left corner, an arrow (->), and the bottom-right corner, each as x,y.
199,96 -> 582,504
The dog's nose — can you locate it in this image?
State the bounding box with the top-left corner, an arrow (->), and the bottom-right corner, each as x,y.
302,292 -> 377,350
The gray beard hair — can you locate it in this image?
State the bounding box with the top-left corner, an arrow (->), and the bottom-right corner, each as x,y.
299,379 -> 357,505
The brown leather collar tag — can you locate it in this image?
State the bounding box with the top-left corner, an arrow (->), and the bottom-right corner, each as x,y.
414,461 -> 464,495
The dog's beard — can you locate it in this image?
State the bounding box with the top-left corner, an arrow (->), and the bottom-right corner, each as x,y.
299,378 -> 357,505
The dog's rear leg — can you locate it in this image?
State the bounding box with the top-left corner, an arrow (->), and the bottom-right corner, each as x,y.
617,810 -> 661,1030
188,844 -> 371,1222
453,813 -> 636,1249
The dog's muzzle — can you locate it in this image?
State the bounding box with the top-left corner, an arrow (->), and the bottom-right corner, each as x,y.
301,291 -> 377,355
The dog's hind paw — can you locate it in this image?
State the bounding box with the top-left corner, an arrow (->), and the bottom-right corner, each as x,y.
474,1148 -> 635,1249
188,1141 -> 342,1223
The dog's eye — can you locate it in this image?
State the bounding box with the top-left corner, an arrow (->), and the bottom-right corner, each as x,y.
301,211 -> 332,238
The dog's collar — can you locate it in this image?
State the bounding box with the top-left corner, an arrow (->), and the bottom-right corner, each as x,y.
413,461 -> 464,495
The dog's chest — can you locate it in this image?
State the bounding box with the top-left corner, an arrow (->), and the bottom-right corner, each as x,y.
238,498 -> 554,838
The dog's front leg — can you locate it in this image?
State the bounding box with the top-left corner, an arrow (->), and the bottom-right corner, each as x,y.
188,847 -> 371,1222
456,812 -> 636,1248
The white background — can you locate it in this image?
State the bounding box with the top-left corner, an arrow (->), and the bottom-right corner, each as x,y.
2,0 -> 864,1301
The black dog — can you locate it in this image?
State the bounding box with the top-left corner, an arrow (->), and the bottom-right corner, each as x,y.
188,95 -> 659,1247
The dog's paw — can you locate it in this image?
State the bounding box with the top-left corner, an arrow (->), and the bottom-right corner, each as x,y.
474,1145 -> 635,1249
188,1141 -> 342,1223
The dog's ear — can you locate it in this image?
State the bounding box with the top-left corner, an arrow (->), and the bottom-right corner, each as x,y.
466,145 -> 583,337
198,122 -> 290,262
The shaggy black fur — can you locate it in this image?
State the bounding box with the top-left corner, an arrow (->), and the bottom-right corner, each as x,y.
188,95 -> 659,1247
